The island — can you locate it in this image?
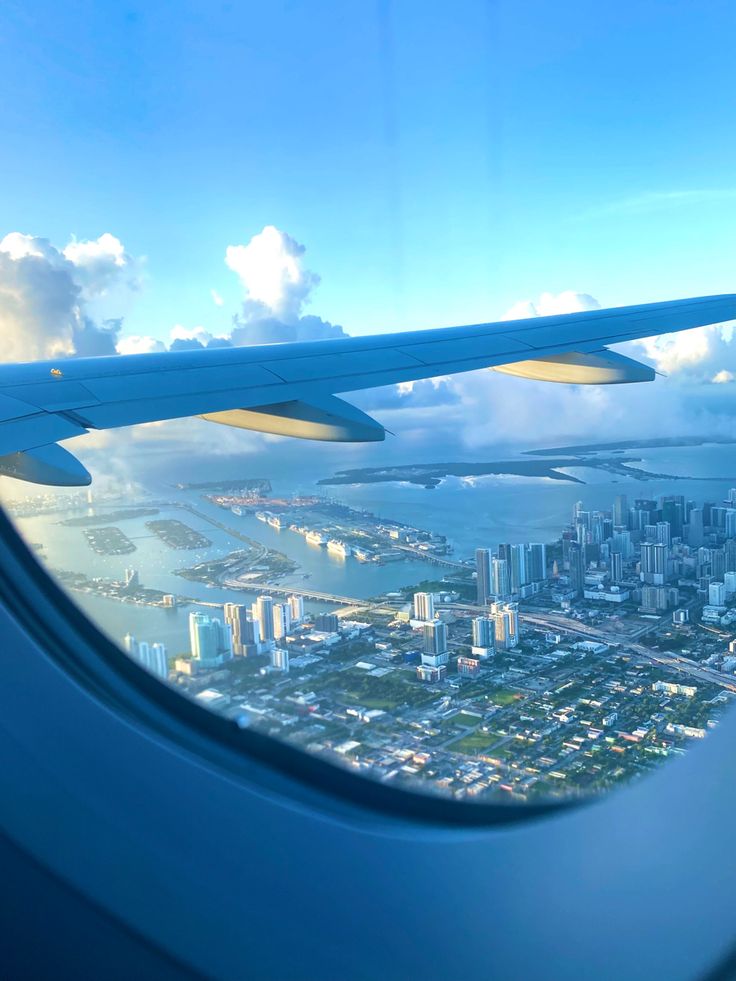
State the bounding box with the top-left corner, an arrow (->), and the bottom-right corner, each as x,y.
145,519 -> 211,549
83,526 -> 136,555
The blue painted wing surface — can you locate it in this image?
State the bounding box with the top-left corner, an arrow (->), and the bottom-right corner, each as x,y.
0,294 -> 733,484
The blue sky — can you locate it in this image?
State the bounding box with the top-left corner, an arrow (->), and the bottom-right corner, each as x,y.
1,0 -> 735,342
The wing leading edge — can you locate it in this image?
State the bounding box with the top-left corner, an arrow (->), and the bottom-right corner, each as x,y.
0,293 -> 734,485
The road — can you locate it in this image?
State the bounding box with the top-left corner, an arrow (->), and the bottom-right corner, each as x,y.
520,611 -> 736,693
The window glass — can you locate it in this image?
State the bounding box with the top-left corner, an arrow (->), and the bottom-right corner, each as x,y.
1,0 -> 735,804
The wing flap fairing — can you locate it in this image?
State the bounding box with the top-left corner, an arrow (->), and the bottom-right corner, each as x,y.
201,395 -> 386,442
492,349 -> 655,384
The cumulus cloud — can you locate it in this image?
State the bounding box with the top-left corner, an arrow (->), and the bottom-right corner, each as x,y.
503,291 -> 601,320
62,232 -> 139,298
116,335 -> 167,355
0,232 -> 140,362
712,369 -> 734,384
627,317 -> 736,386
211,289 -> 224,307
168,324 -> 231,351
225,225 -> 319,323
227,226 -> 347,346
119,226 -> 348,354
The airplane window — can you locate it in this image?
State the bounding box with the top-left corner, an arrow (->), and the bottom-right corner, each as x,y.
1,1 -> 736,806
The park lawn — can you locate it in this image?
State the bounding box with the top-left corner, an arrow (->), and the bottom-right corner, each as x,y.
448,730 -> 502,755
453,711 -> 484,728
489,689 -> 524,706
329,669 -> 437,711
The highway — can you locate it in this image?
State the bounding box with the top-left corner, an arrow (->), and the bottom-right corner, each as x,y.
520,611 -> 736,693
439,600 -> 736,692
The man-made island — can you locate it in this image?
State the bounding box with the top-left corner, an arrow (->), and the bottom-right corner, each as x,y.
145,519 -> 211,550
83,527 -> 136,555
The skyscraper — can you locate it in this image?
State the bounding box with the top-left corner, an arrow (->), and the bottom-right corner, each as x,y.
711,548 -> 726,581
288,595 -> 305,623
273,602 -> 292,640
471,616 -> 495,655
189,613 -> 232,667
422,621 -> 449,667
271,647 -> 289,672
656,522 -> 671,547
568,541 -> 585,596
122,635 -> 168,679
490,602 -> 519,650
613,494 -> 628,528
610,551 -> 623,583
709,581 -> 726,606
640,542 -> 668,585
688,508 -> 704,548
662,497 -> 684,538
315,613 -> 340,633
475,548 -> 491,605
413,592 -> 435,622
253,596 -> 275,646
509,543 -> 527,593
725,539 -> 736,573
612,530 -> 632,559
491,557 -> 510,599
526,543 -> 547,583
223,603 -> 256,656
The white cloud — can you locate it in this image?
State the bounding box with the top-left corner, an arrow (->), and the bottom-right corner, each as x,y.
224,226 -> 346,346
170,324 -> 224,346
0,231 -> 140,362
116,335 -> 166,355
62,233 -> 135,298
712,369 -> 734,384
211,289 -> 224,306
503,291 -> 600,320
225,225 -> 320,323
632,321 -> 736,381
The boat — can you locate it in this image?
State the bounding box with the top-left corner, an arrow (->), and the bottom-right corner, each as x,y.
305,531 -> 325,546
327,539 -> 351,558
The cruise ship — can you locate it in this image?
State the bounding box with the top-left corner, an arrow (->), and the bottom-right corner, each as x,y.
327,539 -> 351,558
231,505 -> 243,516
305,530 -> 326,546
255,511 -> 269,523
267,515 -> 284,529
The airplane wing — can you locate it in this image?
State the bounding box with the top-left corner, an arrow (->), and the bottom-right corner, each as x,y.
0,293 -> 734,486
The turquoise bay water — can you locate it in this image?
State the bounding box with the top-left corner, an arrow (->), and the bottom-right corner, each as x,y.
10,441 -> 736,654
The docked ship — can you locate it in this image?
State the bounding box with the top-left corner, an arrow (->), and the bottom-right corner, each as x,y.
327,539 -> 351,558
231,505 -> 243,516
267,514 -> 284,529
255,511 -> 269,523
305,530 -> 326,546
